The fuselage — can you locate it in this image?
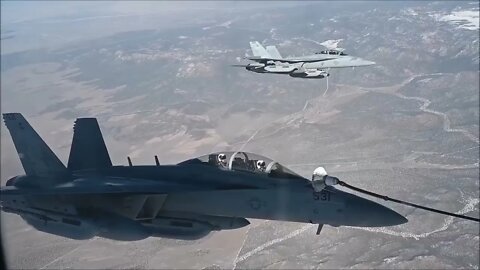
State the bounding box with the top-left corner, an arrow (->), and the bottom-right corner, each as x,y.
1,164 -> 406,241
245,53 -> 375,78
0,114 -> 405,242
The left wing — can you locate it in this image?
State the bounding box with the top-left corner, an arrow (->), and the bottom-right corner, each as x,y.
0,177 -> 208,196
247,56 -> 335,64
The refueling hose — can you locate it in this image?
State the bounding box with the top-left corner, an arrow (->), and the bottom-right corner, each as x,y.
337,180 -> 480,222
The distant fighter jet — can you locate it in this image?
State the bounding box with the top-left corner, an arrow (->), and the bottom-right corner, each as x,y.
234,41 -> 375,79
0,113 -> 406,241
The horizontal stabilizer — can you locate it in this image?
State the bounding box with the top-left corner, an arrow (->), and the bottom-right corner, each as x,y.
68,118 -> 112,171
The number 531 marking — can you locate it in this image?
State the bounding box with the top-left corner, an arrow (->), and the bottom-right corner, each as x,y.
313,191 -> 331,201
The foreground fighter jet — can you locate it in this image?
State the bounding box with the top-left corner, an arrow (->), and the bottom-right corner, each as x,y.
234,41 -> 375,79
0,113 -> 406,241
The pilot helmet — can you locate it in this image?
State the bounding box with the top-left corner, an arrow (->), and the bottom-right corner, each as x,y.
218,153 -> 227,163
256,159 -> 266,169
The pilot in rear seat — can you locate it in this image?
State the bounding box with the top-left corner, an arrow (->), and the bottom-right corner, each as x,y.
217,153 -> 228,168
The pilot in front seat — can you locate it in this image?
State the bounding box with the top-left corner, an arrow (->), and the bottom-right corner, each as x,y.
256,159 -> 266,172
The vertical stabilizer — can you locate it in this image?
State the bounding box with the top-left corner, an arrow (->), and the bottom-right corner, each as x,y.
67,118 -> 112,171
2,113 -> 67,178
249,41 -> 271,58
266,45 -> 282,59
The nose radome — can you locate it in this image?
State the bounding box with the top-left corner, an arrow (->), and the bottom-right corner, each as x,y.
358,59 -> 376,66
232,217 -> 250,229
347,195 -> 407,227
371,202 -> 407,226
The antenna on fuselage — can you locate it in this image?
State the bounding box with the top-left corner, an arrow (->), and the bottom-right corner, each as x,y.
154,155 -> 160,166
127,156 -> 133,166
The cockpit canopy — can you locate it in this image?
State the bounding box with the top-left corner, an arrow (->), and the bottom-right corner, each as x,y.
178,151 -> 304,180
316,50 -> 347,56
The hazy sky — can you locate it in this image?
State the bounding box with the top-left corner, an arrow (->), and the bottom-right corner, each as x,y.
1,1 -> 311,25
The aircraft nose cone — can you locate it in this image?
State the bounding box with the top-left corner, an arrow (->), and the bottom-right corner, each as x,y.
232,217 -> 250,229
358,59 -> 376,66
347,195 -> 407,227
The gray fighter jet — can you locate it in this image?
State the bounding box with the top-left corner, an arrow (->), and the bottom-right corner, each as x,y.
0,113 -> 406,241
234,41 -> 375,79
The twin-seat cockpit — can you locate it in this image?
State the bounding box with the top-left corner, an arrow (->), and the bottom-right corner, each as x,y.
315,50 -> 348,56
178,151 -> 304,180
